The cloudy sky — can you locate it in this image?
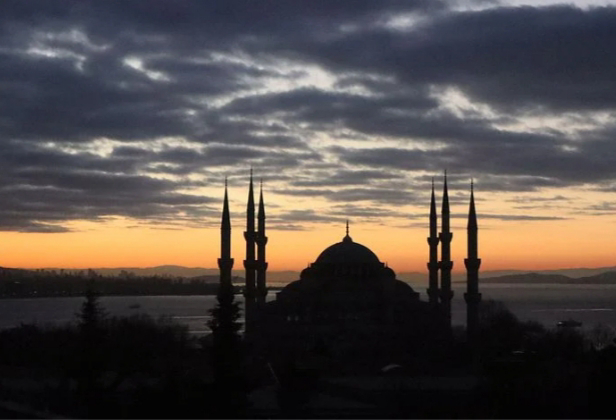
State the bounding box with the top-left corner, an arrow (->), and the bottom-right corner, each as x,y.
1,0 -> 616,271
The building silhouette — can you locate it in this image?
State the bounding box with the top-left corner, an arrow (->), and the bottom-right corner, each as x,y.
218,172 -> 481,370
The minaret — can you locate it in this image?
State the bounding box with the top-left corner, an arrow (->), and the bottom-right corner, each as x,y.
427,178 -> 440,307
218,178 -> 234,289
439,171 -> 454,331
244,170 -> 257,336
256,180 -> 268,306
464,180 -> 482,342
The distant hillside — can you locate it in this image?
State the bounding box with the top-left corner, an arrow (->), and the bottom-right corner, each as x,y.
37,266 -> 300,283
18,265 -> 616,285
475,271 -> 616,284
576,271 -> 616,284
0,267 -> 31,278
478,272 -> 574,284
45,265 -> 218,278
478,266 -> 616,279
0,266 -> 225,298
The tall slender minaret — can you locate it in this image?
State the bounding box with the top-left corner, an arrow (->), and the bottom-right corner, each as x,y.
256,180 -> 268,306
427,178 -> 440,307
464,180 -> 482,341
244,170 -> 257,336
439,171 -> 454,331
218,178 -> 234,289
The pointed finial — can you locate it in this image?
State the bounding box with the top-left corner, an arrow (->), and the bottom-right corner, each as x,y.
343,219 -> 353,242
221,175 -> 231,229
432,177 -> 434,189
468,177 -> 477,229
442,168 -> 450,217
258,176 -> 266,221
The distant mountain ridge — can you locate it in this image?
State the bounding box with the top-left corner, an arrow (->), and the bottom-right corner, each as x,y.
477,271 -> 616,284
17,264 -> 616,285
478,266 -> 616,280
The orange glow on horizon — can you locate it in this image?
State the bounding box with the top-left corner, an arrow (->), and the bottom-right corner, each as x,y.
1,213 -> 614,273
1,183 -> 614,273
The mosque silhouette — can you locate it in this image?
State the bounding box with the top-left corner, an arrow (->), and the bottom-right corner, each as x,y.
217,172 -> 481,372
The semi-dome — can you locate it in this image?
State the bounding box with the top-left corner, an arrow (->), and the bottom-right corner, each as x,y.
315,233 -> 381,266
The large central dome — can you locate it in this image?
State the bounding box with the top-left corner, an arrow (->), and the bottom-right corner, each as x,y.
315,234 -> 381,265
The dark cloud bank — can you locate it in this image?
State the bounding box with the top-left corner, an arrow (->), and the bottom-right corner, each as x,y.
0,0 -> 614,231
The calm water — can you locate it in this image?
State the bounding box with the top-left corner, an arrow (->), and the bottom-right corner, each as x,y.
1,283 -> 615,334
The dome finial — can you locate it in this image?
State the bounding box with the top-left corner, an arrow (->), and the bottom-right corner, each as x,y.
343,219 -> 353,242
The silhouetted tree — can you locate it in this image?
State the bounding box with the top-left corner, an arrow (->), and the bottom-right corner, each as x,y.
78,281 -> 107,332
478,300 -> 527,359
75,280 -> 108,417
207,282 -> 245,416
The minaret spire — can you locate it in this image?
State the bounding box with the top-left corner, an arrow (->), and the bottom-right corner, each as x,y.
465,179 -> 481,344
256,178 -> 268,306
258,179 -> 265,231
439,170 -> 454,332
442,170 -> 450,232
247,169 -> 255,225
218,178 -> 234,289
222,177 -> 230,234
427,177 -> 440,307
244,170 -> 257,336
468,179 -> 477,231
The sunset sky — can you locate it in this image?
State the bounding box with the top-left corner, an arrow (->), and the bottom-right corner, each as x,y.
1,0 -> 616,273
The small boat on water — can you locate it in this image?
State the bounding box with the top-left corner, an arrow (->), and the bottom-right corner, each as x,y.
128,303 -> 141,310
557,319 -> 582,328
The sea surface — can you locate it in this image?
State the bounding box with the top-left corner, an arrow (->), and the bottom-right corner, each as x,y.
1,283 -> 616,335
